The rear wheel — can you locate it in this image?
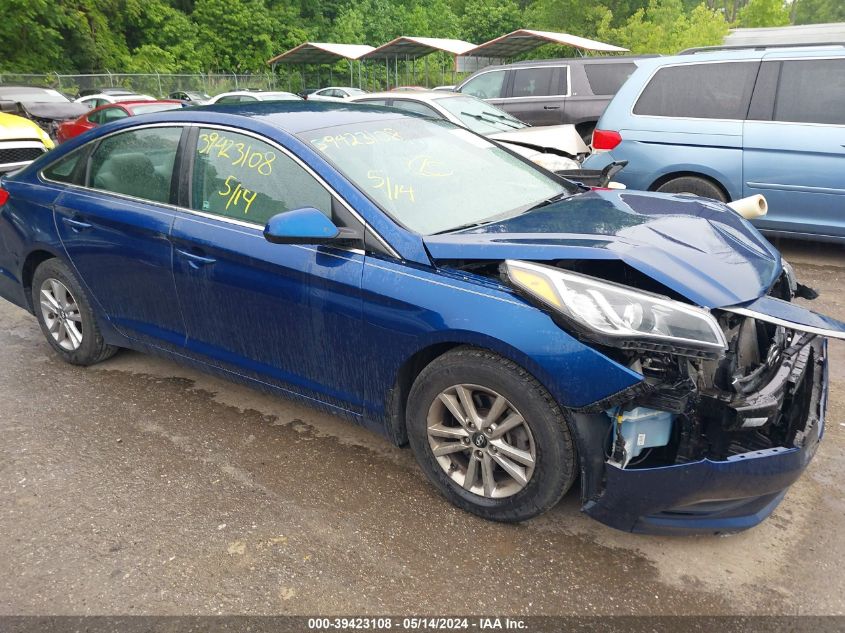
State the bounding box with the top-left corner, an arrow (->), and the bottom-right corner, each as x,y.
406,347 -> 577,522
31,258 -> 117,366
655,176 -> 727,202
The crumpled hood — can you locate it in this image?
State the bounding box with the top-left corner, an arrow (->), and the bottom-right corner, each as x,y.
16,101 -> 88,122
423,190 -> 782,308
488,124 -> 589,158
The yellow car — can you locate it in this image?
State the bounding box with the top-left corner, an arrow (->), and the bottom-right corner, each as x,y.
0,112 -> 54,174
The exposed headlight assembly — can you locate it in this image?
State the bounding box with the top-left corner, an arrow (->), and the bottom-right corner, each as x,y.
504,260 -> 727,358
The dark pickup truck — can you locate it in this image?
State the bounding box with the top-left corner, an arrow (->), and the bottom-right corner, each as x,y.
456,56 -> 649,142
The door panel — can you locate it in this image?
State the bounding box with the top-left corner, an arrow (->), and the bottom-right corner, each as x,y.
54,189 -> 183,346
171,215 -> 366,411
499,66 -> 565,126
53,125 -> 185,346
743,59 -> 845,237
171,126 -> 366,411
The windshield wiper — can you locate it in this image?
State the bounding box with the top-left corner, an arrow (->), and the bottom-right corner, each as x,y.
460,111 -> 522,130
524,191 -> 572,212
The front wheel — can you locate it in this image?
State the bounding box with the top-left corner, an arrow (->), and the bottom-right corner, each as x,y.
31,258 -> 118,366
406,347 -> 577,522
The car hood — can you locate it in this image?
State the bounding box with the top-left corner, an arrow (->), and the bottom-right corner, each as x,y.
488,124 -> 589,158
17,101 -> 89,121
423,190 -> 783,309
0,112 -> 46,141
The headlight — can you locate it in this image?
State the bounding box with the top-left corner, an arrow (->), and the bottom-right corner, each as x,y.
504,260 -> 727,357
529,153 -> 580,172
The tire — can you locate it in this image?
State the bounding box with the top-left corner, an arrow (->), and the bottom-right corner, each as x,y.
406,347 -> 577,522
31,258 -> 118,366
655,176 -> 727,202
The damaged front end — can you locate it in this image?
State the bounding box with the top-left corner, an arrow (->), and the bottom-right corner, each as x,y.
499,258 -> 839,534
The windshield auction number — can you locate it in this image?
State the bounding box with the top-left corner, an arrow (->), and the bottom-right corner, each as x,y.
199,132 -> 275,176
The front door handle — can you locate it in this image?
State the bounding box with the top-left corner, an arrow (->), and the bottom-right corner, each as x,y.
543,105 -> 561,110
61,217 -> 92,232
175,248 -> 217,268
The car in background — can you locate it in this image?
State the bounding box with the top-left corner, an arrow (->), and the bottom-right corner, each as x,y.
0,86 -> 88,138
168,90 -> 211,105
583,45 -> 845,242
456,56 -> 647,142
307,87 -> 367,102
432,85 -> 456,92
78,88 -> 137,98
56,100 -> 184,143
0,111 -> 54,173
75,93 -> 156,109
350,90 -> 588,172
0,101 -> 842,535
207,90 -> 302,104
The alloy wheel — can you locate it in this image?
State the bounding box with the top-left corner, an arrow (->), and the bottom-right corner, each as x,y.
426,384 -> 536,499
39,278 -> 83,351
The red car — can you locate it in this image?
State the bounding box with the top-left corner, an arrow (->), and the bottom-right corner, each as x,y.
56,100 -> 184,143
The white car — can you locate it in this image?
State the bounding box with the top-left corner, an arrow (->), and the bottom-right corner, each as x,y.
307,87 -> 367,102
75,93 -> 155,109
350,91 -> 588,172
207,91 -> 302,105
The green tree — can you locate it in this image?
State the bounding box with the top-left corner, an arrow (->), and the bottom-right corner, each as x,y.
0,0 -> 65,72
737,0 -> 790,27
792,0 -> 845,24
598,0 -> 729,54
459,0 -> 522,44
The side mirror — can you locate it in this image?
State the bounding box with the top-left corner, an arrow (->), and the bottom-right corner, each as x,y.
263,207 -> 342,245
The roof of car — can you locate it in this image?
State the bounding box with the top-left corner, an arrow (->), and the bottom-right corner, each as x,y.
470,55 -> 653,72
352,90 -> 456,103
138,100 -> 415,135
631,44 -> 845,69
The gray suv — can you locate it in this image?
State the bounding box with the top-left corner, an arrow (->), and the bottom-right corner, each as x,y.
456,56 -> 646,141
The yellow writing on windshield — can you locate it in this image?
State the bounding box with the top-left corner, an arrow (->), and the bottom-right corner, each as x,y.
368,170 -> 415,203
199,131 -> 275,176
218,175 -> 257,214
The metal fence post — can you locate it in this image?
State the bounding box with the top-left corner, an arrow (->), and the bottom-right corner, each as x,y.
156,72 -> 162,97
107,70 -> 114,87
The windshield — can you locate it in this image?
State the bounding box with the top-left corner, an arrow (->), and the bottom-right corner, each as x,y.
131,103 -> 183,115
437,95 -> 527,135
302,117 -> 566,234
0,88 -> 70,103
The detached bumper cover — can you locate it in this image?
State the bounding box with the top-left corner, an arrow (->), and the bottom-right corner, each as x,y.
583,337 -> 827,535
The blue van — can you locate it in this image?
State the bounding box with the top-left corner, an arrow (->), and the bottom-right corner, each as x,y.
583,46 -> 845,241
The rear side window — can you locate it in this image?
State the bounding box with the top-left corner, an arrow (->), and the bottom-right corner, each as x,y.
634,62 -> 758,120
100,107 -> 129,124
584,62 -> 637,95
390,100 -> 441,118
88,127 -> 181,203
191,128 -> 331,226
512,67 -> 559,98
773,59 -> 845,125
42,147 -> 87,184
460,70 -> 507,99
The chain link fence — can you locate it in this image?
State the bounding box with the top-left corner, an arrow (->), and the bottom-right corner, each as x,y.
0,72 -> 280,98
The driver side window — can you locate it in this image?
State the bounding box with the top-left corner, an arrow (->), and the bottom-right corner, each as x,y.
191,128 -> 332,226
461,70 -> 506,100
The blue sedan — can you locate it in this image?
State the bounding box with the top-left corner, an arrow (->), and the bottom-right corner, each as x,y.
0,102 -> 842,534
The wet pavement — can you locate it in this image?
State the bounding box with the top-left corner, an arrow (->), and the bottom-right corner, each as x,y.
1,238 -> 843,616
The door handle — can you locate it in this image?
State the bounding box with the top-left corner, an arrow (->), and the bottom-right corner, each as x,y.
543,105 -> 561,110
175,248 -> 217,268
61,217 -> 92,231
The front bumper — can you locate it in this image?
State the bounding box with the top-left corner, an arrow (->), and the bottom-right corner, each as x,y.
581,337 -> 827,535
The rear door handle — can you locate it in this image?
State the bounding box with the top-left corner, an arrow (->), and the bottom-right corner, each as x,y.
543,105 -> 561,110
61,217 -> 92,231
175,248 -> 217,268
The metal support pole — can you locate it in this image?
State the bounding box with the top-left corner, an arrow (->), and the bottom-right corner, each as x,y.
358,61 -> 362,89
394,55 -> 398,88
385,59 -> 389,90
349,59 -> 353,87
156,72 -> 162,97
424,56 -> 428,88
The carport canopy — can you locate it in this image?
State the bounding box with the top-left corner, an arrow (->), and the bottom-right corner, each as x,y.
361,37 -> 477,60
466,29 -> 629,57
267,42 -> 375,65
